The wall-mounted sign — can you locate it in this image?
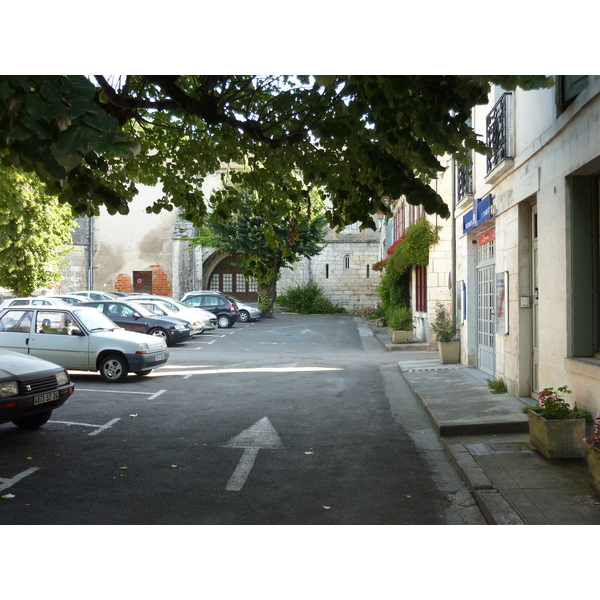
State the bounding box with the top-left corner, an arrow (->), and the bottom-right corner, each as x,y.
496,271 -> 508,334
463,194 -> 494,235
478,228 -> 496,246
457,280 -> 465,324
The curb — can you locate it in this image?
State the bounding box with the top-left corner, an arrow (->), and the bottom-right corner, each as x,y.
396,363 -> 525,525
440,440 -> 524,525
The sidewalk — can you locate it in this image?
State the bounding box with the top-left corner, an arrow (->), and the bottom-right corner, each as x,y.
370,323 -> 600,525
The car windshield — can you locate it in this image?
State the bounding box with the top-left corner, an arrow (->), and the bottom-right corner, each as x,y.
73,308 -> 118,331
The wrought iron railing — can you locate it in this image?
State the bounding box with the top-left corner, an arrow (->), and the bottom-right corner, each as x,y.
457,162 -> 473,201
486,92 -> 512,174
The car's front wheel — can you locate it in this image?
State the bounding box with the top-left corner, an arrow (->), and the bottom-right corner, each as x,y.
238,310 -> 250,323
99,354 -> 129,383
217,315 -> 232,328
148,327 -> 170,345
12,409 -> 53,429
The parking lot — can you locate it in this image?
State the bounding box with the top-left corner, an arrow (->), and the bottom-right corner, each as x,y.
1,314 -> 469,526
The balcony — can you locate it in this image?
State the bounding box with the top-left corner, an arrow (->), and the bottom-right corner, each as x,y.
456,162 -> 473,204
485,92 -> 514,183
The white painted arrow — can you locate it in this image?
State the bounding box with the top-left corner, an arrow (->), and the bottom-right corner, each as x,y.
223,417 -> 284,491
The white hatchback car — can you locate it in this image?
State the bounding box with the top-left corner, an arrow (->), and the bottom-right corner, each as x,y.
0,297 -> 70,309
132,296 -> 218,331
0,306 -> 169,382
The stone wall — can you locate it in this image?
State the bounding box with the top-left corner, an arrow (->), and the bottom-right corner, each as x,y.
278,225 -> 380,312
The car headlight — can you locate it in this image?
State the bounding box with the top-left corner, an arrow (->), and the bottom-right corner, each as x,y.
56,370 -> 69,386
0,381 -> 18,398
172,324 -> 186,330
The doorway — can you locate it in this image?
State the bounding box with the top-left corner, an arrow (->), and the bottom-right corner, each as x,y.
477,229 -> 496,375
133,271 -> 153,294
531,205 -> 539,394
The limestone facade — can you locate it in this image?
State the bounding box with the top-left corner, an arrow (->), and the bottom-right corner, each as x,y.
454,76 -> 600,415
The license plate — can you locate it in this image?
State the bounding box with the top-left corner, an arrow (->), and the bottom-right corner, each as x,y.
33,390 -> 59,405
155,353 -> 166,362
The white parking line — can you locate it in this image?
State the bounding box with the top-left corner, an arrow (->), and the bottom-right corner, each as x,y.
148,389 -> 166,400
49,417 -> 121,436
0,467 -> 40,493
76,389 -> 150,395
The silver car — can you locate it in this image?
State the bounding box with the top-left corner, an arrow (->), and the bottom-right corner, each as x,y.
131,296 -> 218,331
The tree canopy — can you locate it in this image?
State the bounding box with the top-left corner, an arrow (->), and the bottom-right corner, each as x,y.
0,162 -> 75,295
197,183 -> 328,315
0,75 -> 553,230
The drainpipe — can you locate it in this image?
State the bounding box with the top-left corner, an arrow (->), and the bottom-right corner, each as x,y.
451,160 -> 457,330
88,216 -> 94,289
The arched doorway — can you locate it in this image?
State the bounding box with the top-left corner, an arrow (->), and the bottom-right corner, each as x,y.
207,255 -> 258,302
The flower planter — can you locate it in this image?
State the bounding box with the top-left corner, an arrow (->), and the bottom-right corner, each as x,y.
391,330 -> 412,344
527,410 -> 586,459
586,445 -> 600,498
437,340 -> 460,364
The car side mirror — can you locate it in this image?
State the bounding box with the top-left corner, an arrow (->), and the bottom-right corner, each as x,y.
133,312 -> 141,318
70,327 -> 85,336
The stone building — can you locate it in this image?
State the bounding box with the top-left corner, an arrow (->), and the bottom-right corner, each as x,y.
54,167 -> 380,312
453,76 -> 600,415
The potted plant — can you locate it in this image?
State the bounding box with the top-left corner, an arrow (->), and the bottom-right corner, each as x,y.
584,412 -> 600,497
386,304 -> 413,344
524,386 -> 593,459
429,302 -> 459,363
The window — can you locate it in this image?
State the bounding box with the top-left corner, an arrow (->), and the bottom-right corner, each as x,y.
344,256 -> 350,269
570,174 -> 600,357
394,201 -> 405,239
325,264 -> 329,279
36,311 -> 75,335
222,273 -> 233,292
557,75 -> 588,109
415,266 -> 427,312
0,310 -> 33,333
366,265 -> 370,279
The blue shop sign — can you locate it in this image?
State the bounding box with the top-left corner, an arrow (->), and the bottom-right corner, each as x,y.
463,194 -> 493,234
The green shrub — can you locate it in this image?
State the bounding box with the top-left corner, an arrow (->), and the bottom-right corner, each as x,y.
430,302 -> 456,342
277,282 -> 346,314
385,304 -> 413,331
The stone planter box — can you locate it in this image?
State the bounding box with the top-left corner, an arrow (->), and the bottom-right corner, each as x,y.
391,330 -> 412,344
437,341 -> 460,364
527,410 -> 586,459
587,445 -> 600,498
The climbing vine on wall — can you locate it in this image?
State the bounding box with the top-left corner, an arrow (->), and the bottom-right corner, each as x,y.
376,218 -> 441,310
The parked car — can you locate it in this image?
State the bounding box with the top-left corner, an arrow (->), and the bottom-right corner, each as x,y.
181,291 -> 260,323
131,295 -> 218,331
135,300 -> 206,335
0,348 -> 74,429
81,300 -> 193,345
43,295 -> 85,306
66,291 -> 120,301
0,297 -> 70,309
180,292 -> 241,328
0,306 -> 169,382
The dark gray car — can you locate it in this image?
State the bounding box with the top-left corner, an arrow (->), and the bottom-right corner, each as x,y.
82,300 -> 193,345
0,348 -> 74,429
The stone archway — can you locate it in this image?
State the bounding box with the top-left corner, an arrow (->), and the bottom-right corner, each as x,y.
206,254 -> 258,302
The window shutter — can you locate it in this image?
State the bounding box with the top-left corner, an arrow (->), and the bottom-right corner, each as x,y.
571,176 -> 596,356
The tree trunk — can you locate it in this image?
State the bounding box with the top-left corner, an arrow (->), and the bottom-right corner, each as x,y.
259,282 -> 278,318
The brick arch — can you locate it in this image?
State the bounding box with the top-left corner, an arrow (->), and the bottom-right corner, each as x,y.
114,273 -> 133,293
113,266 -> 172,296
146,265 -> 172,297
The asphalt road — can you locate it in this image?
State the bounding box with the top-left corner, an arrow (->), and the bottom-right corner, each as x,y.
0,312 -> 484,525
